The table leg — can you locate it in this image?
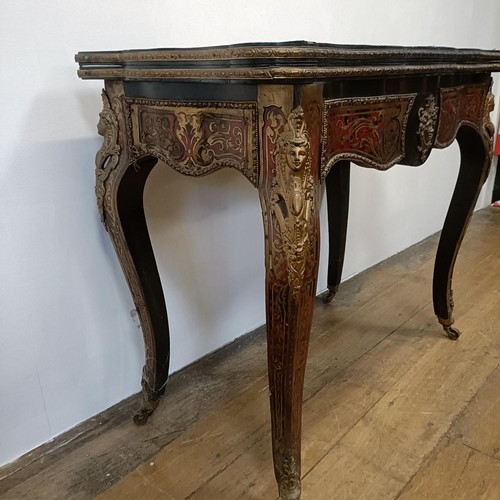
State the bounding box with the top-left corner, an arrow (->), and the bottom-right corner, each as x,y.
258,84 -> 322,499
116,157 -> 171,423
322,161 -> 350,303
433,111 -> 494,339
96,83 -> 170,424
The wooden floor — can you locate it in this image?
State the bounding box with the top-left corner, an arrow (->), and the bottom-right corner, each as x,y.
1,207 -> 500,500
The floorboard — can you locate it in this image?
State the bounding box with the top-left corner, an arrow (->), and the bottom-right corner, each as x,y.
1,207 -> 499,500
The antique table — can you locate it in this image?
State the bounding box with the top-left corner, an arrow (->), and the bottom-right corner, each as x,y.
76,42 -> 500,499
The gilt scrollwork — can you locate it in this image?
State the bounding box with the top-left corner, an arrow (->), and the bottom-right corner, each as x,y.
95,90 -> 121,226
417,95 -> 439,161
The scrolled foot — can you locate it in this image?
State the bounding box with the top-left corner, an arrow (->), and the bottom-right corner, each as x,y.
443,325 -> 461,340
133,400 -> 159,426
321,285 -> 338,304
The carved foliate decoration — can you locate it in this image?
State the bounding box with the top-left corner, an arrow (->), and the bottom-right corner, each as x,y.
127,99 -> 258,186
417,95 -> 439,161
435,83 -> 488,148
267,106 -> 316,296
95,90 -> 121,225
321,94 -> 415,179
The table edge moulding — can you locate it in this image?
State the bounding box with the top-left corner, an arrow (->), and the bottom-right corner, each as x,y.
75,41 -> 500,500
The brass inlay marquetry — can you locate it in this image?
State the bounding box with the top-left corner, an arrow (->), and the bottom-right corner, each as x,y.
435,83 -> 488,148
126,99 -> 259,186
321,94 -> 415,179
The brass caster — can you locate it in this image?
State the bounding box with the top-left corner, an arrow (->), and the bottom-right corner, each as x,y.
444,325 -> 461,340
133,400 -> 159,426
133,408 -> 153,426
321,286 -> 338,304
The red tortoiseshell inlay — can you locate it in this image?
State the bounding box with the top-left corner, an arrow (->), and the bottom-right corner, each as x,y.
322,95 -> 415,176
127,99 -> 258,185
435,84 -> 487,148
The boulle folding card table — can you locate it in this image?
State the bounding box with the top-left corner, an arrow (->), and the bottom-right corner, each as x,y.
76,42 -> 500,499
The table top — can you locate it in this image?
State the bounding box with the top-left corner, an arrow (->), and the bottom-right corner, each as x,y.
76,41 -> 500,81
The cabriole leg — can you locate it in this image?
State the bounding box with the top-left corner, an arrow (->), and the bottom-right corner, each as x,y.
96,82 -> 170,424
433,114 -> 494,339
258,84 -> 322,499
116,157 -> 170,423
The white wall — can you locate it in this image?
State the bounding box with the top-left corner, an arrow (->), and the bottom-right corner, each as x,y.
1,0 -> 499,467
